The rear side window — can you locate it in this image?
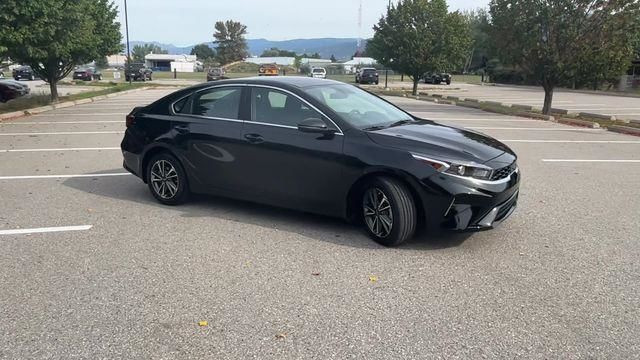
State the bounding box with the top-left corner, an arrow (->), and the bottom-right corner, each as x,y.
192,87 -> 242,119
172,96 -> 189,114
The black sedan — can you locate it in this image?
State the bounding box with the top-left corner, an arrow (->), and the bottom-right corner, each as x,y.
0,80 -> 30,102
73,67 -> 102,81
121,77 -> 519,246
12,66 -> 38,81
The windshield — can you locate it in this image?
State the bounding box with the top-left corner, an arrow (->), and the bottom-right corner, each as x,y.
306,84 -> 413,130
312,68 -> 325,73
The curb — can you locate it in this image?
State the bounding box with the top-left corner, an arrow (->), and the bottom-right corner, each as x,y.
607,125 -> 640,136
579,112 -> 616,121
557,117 -> 600,128
0,87 -> 149,122
510,104 -> 533,111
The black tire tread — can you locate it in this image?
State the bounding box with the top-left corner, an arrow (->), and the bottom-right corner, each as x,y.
146,152 -> 190,205
365,176 -> 417,246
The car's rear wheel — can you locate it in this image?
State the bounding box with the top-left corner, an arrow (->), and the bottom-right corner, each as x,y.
146,153 -> 189,205
362,177 -> 416,246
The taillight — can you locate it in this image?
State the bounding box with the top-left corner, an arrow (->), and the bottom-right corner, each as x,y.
126,113 -> 135,128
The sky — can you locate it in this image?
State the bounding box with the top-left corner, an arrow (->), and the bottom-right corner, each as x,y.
116,0 -> 488,46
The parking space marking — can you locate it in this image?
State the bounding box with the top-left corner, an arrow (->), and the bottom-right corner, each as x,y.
0,173 -> 131,180
466,127 -> 602,131
1,121 -> 122,125
542,159 -> 640,163
0,147 -> 120,153
0,225 -> 92,236
0,131 -> 123,136
501,140 -> 640,144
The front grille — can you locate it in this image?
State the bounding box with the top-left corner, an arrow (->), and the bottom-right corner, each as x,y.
491,163 -> 516,181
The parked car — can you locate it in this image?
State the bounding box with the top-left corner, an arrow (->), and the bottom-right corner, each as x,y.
0,70 -> 4,79
356,68 -> 379,84
12,66 -> 38,81
73,67 -> 102,81
206,67 -> 227,82
121,77 -> 520,246
310,67 -> 327,79
125,63 -> 153,81
0,80 -> 31,102
424,72 -> 452,85
258,64 -> 279,76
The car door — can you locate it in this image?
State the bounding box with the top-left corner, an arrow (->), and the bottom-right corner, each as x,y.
171,85 -> 249,193
239,85 -> 346,215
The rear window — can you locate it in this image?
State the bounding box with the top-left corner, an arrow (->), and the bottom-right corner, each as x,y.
313,68 -> 325,73
363,69 -> 377,74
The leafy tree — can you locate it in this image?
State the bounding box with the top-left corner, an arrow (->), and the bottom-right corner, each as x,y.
260,47 -> 296,57
214,20 -> 249,65
489,0 -> 640,114
191,43 -> 216,60
0,0 -> 121,101
463,9 -> 492,72
95,56 -> 109,69
368,0 -> 472,95
330,54 -> 337,63
132,44 -> 167,63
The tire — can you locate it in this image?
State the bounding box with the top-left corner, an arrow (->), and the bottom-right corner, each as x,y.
29,75 -> 35,81
375,80 -> 379,85
125,76 -> 130,82
146,152 -> 190,205
361,177 -> 417,247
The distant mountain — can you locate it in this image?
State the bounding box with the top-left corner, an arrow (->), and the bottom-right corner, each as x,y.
127,38 -> 368,60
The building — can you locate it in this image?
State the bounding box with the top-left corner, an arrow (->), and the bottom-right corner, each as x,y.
144,54 -> 197,72
244,57 -> 333,67
342,57 -> 377,74
107,54 -> 127,68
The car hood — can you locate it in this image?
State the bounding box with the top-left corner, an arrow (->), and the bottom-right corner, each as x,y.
365,121 -> 513,163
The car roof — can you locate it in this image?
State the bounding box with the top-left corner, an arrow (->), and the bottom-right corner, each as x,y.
185,76 -> 346,91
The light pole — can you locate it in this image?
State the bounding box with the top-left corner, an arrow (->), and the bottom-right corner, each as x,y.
124,0 -> 131,84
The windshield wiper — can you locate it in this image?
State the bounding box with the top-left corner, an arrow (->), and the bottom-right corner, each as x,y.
389,119 -> 417,127
363,119 -> 417,132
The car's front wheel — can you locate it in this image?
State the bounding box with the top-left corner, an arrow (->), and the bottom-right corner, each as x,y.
146,153 -> 189,205
362,177 -> 416,246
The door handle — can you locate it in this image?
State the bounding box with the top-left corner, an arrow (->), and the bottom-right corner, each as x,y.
244,133 -> 264,144
175,125 -> 189,134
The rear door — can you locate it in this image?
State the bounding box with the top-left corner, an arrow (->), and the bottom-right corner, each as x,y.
171,85 -> 249,192
238,86 -> 346,214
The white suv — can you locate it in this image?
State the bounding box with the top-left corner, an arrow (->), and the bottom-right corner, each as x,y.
310,67 -> 327,79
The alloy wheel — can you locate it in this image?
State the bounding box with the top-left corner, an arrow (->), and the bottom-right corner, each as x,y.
363,187 -> 393,238
150,160 -> 179,199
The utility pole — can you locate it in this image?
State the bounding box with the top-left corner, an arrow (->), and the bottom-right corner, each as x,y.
124,0 -> 132,84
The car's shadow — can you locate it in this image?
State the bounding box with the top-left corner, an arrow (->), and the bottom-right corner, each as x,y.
63,170 -> 473,250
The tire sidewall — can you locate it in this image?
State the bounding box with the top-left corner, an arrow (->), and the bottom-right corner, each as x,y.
146,153 -> 189,205
361,177 -> 416,247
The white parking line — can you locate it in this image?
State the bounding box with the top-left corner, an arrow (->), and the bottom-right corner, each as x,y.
428,118 -> 542,122
501,140 -> 640,144
542,159 -> 640,163
467,127 -> 602,131
1,121 -> 122,125
0,225 -> 92,235
0,173 -> 131,180
0,131 -> 123,136
0,147 -> 120,153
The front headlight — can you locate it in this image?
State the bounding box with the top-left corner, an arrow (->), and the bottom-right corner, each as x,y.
411,153 -> 493,181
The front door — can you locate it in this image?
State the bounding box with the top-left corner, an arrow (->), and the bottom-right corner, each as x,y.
238,86 -> 346,215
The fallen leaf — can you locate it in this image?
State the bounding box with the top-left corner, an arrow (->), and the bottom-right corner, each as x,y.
275,332 -> 287,340
369,275 -> 378,283
311,272 -> 320,276
198,321 -> 208,327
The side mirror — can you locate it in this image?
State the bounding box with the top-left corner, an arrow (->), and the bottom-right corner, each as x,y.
298,118 -> 333,134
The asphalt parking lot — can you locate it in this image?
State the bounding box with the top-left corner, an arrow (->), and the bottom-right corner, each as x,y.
1,88 -> 639,359
417,82 -> 640,122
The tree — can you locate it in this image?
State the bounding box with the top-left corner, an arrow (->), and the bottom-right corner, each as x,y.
95,56 -> 109,69
489,0 -> 640,114
368,0 -> 472,95
463,9 -> 492,73
191,43 -> 216,61
0,0 -> 121,101
214,20 -> 249,65
260,47 -> 296,57
330,54 -> 337,63
132,44 -> 167,63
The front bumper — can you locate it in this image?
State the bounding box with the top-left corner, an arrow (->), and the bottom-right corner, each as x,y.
419,165 -> 520,231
